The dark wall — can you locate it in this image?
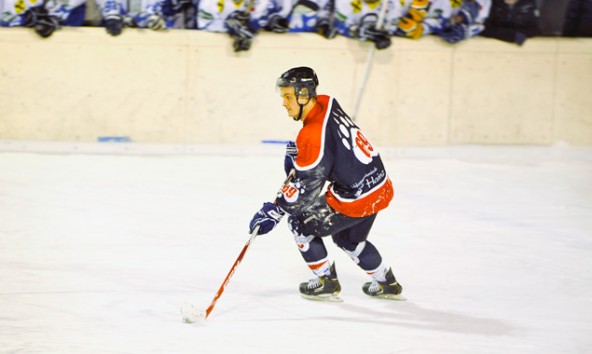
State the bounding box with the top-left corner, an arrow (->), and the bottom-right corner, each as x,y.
538,0 -> 570,35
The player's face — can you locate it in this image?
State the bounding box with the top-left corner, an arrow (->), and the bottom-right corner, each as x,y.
280,86 -> 303,119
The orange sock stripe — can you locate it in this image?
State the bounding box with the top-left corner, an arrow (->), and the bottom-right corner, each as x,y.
308,260 -> 329,271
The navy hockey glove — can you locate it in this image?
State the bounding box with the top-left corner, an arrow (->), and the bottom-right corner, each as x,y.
249,202 -> 285,235
284,141 -> 297,175
514,31 -> 528,46
265,14 -> 289,33
439,24 -> 469,44
105,14 -> 125,36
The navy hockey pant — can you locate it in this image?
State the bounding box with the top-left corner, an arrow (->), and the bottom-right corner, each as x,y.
287,197 -> 383,273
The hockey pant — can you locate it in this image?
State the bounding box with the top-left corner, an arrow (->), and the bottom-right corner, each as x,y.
288,197 -> 386,279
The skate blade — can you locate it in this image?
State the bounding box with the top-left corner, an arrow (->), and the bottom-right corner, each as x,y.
373,293 -> 407,301
301,293 -> 343,302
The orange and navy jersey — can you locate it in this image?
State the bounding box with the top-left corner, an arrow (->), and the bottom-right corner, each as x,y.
277,95 -> 393,218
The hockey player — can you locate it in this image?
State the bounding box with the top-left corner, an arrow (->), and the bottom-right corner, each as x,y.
390,0 -> 433,39
197,0 -> 256,52
197,0 -> 295,52
259,0 -> 291,33
321,0 -> 399,49
286,0 -> 326,34
249,67 -> 403,301
1,0 -> 85,37
47,0 -> 87,27
1,0 -> 44,28
196,0 -> 267,52
161,0 -> 197,28
96,0 -> 167,36
425,0 -> 492,43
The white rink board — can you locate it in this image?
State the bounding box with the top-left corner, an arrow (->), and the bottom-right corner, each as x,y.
1,28 -> 591,146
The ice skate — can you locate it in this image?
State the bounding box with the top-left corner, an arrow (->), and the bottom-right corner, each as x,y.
299,262 -> 342,302
362,268 -> 406,301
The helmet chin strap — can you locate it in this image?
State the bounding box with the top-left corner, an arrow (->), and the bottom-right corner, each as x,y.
294,96 -> 311,121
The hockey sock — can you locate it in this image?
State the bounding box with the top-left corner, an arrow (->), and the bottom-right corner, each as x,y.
293,234 -> 331,277
341,241 -> 383,272
366,263 -> 389,283
307,257 -> 332,277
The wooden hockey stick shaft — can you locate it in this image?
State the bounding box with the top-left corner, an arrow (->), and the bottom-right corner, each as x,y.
203,169 -> 296,319
352,0 -> 389,120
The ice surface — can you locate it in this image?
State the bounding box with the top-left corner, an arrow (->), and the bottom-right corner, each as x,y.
1,144 -> 591,354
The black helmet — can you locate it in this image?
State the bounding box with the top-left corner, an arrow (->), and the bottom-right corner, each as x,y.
276,67 -> 319,98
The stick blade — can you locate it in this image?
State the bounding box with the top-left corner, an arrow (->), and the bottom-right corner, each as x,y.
181,303 -> 207,323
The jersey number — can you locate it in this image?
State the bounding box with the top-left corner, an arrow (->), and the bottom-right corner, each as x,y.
355,130 -> 374,159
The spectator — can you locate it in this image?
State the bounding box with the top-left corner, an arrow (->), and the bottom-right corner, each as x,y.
162,0 -> 197,29
321,0 -> 401,49
562,0 -> 592,37
195,0 -> 267,52
96,0 -> 130,36
96,0 -> 167,37
260,0 -> 291,33
1,0 -> 85,38
287,0 -> 331,35
480,0 -> 540,45
429,0 -> 492,44
1,0 -> 43,28
196,0 -> 301,52
48,0 -> 87,27
391,0 -> 433,40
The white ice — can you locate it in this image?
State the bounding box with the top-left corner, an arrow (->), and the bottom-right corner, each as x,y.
1,144 -> 591,354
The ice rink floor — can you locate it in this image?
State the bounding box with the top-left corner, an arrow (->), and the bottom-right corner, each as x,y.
1,143 -> 591,353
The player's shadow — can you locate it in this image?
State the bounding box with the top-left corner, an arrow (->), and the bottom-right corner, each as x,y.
335,301 -> 514,336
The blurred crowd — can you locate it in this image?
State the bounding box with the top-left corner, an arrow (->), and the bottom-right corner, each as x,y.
1,0 -> 591,51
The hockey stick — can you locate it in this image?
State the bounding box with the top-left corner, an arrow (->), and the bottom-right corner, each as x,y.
182,169 -> 296,322
351,0 -> 389,120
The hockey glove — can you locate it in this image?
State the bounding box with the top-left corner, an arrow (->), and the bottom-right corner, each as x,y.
225,11 -> 256,52
357,15 -> 391,50
34,14 -> 60,38
147,14 -> 166,30
265,14 -> 289,33
249,202 -> 285,235
25,6 -> 60,38
233,37 -> 253,52
514,31 -> 528,46
316,17 -> 337,39
439,24 -> 469,44
360,24 -> 391,49
105,14 -> 125,36
284,141 -> 297,176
